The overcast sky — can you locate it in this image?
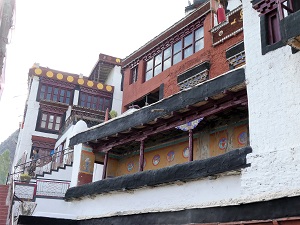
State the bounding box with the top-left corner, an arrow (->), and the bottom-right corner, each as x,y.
0,0 -> 188,143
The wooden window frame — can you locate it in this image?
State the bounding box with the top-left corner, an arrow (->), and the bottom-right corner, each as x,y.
260,10 -> 285,55
144,26 -> 204,82
162,46 -> 172,71
130,66 -> 138,84
267,10 -> 281,45
39,112 -> 62,131
39,84 -> 72,105
79,92 -> 112,111
195,27 -> 204,52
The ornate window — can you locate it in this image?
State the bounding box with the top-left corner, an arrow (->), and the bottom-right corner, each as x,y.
79,93 -> 112,111
39,84 -> 72,104
266,10 -> 281,45
252,0 -> 298,54
145,26 -> 204,82
40,113 -> 62,131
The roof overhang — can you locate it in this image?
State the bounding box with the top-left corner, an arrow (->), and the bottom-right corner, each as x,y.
17,215 -> 77,225
88,53 -> 122,83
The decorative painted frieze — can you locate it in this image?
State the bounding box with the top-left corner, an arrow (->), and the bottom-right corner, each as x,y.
211,5 -> 243,46
178,70 -> 209,90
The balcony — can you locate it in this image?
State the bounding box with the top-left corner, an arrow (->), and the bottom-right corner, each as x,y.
280,8 -> 300,50
59,106 -> 105,138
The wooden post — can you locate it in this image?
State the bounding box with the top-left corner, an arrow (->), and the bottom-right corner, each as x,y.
105,108 -> 109,121
139,139 -> 145,172
102,151 -> 109,179
188,129 -> 193,162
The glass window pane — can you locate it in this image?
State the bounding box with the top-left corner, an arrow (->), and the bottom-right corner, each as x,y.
59,96 -> 64,103
105,99 -> 110,110
93,97 -> 97,103
48,87 -> 52,93
49,115 -> 54,122
195,39 -> 204,52
92,97 -> 96,109
67,91 -> 71,97
42,114 -> 47,120
41,85 -> 46,92
173,52 -> 182,65
87,102 -> 90,108
55,124 -> 60,130
48,122 -> 53,129
87,96 -> 92,102
184,46 -> 193,59
146,59 -> 153,71
56,117 -> 61,123
154,53 -> 162,66
154,64 -> 162,76
60,90 -> 65,96
195,27 -> 204,41
184,33 -> 193,47
99,98 -> 103,110
39,92 -> 45,100
66,97 -> 70,105
81,93 -> 85,100
145,70 -> 153,81
173,40 -> 182,54
54,88 -> 59,94
131,67 -> 138,83
41,121 -> 46,128
163,47 -> 171,59
163,58 -> 171,70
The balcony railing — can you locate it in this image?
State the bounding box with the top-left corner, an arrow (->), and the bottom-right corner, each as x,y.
59,106 -> 105,138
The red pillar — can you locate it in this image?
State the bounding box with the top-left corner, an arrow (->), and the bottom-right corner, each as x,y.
105,108 -> 109,121
188,129 -> 193,162
139,139 -> 145,172
102,152 -> 109,179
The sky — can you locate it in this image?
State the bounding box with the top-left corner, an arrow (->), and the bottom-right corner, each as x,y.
0,0 -> 188,143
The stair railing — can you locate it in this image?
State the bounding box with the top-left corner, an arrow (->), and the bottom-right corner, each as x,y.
10,148 -> 74,182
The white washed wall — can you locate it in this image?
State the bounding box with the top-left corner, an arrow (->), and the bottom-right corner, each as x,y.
33,198 -> 75,219
14,76 -> 40,164
70,174 -> 242,220
14,76 -> 59,165
241,1 -> 300,199
105,66 -> 123,116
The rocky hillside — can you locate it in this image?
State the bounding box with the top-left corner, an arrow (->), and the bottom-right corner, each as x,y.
0,129 -> 19,166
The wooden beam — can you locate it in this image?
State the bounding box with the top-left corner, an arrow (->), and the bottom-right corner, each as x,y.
95,97 -> 247,152
102,151 -> 109,180
139,139 -> 145,172
188,129 -> 193,162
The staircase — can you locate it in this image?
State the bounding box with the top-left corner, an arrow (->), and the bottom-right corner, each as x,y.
0,185 -> 10,225
13,149 -> 73,182
35,160 -> 73,179
13,150 -> 74,204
